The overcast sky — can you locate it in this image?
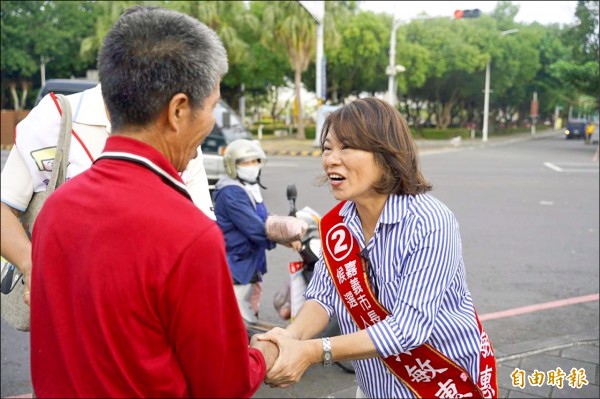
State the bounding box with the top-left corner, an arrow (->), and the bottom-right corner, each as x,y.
358,1 -> 580,26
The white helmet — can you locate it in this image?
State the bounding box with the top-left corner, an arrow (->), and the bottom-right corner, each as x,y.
223,139 -> 267,179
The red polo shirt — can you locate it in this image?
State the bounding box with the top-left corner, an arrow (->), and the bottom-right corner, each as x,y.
31,136 -> 265,398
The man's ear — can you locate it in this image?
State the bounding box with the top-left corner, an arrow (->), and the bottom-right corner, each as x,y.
167,93 -> 191,131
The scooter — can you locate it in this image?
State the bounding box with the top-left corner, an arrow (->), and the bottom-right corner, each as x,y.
237,184 -> 354,374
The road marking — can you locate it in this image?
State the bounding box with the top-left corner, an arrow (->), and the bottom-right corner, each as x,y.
544,162 -> 563,172
480,293 -> 599,321
544,161 -> 599,173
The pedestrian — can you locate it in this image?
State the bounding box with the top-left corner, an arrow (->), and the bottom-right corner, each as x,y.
29,6 -> 276,398
213,139 -> 303,322
259,97 -> 498,398
585,121 -> 595,144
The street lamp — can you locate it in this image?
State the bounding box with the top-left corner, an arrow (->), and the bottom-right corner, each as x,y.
387,18 -> 406,107
482,28 -> 518,142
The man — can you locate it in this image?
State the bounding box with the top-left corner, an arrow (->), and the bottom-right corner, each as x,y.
29,6 -> 276,397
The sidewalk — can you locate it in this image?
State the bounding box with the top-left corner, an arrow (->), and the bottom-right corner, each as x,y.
252,330 -> 599,398
493,330 -> 599,398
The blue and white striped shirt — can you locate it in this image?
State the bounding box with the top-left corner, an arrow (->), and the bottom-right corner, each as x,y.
305,194 -> 481,398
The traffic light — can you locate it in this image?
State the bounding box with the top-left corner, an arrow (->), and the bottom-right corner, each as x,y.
454,9 -> 481,19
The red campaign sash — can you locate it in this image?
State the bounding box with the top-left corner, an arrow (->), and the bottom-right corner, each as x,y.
319,201 -> 498,398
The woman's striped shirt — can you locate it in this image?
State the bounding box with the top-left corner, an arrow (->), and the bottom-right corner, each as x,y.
305,194 -> 482,398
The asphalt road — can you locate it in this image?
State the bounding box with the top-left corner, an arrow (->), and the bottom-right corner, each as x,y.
1,132 -> 598,398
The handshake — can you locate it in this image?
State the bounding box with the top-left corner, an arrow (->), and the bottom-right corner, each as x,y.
249,327 -> 316,389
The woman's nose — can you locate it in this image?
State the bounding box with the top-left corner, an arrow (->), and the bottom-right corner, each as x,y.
323,150 -> 340,167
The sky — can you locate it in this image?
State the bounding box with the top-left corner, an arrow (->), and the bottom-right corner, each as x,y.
358,1 -> 580,26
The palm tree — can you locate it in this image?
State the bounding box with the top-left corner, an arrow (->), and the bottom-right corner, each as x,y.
79,1 -> 135,64
261,1 -> 316,139
171,1 -> 257,67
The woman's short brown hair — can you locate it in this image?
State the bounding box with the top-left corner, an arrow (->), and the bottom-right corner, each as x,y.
320,97 -> 432,196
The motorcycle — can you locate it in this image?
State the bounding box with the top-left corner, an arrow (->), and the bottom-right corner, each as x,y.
237,184 -> 354,374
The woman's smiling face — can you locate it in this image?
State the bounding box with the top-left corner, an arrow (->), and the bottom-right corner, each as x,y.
321,129 -> 384,204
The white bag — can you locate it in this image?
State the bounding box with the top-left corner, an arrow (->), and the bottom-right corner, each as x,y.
1,94 -> 72,332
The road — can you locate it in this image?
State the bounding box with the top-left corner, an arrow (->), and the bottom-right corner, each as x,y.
1,132 -> 598,397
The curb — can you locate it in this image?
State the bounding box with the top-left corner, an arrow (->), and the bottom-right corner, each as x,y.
263,149 -> 322,157
494,328 -> 600,361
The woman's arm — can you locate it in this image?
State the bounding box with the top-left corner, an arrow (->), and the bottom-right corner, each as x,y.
259,299 -> 380,388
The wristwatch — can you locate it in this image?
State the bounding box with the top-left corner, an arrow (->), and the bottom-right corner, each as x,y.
322,337 -> 332,366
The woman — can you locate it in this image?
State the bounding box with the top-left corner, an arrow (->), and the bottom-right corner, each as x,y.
259,98 -> 497,398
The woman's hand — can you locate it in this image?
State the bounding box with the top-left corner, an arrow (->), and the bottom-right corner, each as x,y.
258,332 -> 318,388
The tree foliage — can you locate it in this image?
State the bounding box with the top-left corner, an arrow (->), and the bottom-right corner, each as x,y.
1,0 -> 597,130
1,1 -> 97,108
549,0 -> 599,103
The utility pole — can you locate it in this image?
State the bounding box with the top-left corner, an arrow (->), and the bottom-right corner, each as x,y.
239,83 -> 246,127
297,1 -> 325,146
386,18 -> 405,107
531,91 -> 538,135
482,61 -> 491,142
481,29 -> 518,142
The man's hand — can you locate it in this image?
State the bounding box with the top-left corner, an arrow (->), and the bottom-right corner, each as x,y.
250,334 -> 279,372
22,266 -> 31,306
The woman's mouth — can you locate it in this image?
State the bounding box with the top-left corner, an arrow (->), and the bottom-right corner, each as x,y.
328,173 -> 345,186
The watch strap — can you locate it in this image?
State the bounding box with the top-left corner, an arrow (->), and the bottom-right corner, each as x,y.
322,337 -> 332,366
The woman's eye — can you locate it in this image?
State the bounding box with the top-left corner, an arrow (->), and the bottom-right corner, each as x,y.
322,145 -> 331,152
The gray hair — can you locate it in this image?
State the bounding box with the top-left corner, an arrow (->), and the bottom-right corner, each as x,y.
98,6 -> 228,132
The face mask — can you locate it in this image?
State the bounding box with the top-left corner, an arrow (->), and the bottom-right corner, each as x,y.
236,165 -> 261,183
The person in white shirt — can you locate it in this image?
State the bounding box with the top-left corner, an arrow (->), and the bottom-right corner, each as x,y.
1,83 -> 215,306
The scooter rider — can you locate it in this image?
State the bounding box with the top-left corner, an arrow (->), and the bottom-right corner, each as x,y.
213,139 -> 306,323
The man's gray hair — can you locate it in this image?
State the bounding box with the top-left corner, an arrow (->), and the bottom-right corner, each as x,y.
98,6 -> 228,132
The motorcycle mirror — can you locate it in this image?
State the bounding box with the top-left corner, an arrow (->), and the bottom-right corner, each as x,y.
286,184 -> 297,201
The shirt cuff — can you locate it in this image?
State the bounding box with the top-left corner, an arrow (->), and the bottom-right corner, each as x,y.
366,316 -> 405,358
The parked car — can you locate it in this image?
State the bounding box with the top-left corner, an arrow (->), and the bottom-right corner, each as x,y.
34,79 -> 252,189
34,78 -> 98,106
564,118 -> 588,139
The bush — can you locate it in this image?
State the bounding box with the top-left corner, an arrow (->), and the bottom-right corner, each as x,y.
411,127 -> 472,140
249,124 -> 316,139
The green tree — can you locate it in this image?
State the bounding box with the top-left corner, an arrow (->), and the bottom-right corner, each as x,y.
1,1 -> 98,109
398,16 -> 490,129
550,1 -> 599,103
324,9 -> 388,101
